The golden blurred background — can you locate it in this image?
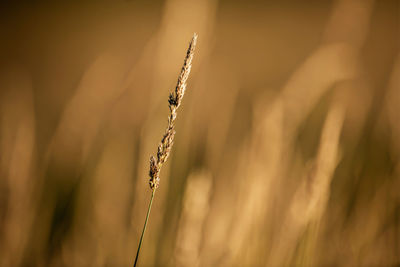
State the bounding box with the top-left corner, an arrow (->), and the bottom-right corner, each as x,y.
0,0 -> 399,266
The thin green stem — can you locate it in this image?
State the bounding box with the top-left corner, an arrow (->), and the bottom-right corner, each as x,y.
133,188 -> 156,267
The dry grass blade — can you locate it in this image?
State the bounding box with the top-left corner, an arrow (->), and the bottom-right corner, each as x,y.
133,33 -> 197,267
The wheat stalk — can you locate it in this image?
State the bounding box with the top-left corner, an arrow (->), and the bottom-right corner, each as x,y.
133,33 -> 198,267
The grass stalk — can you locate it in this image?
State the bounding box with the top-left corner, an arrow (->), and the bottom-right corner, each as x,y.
133,188 -> 156,267
132,33 -> 197,266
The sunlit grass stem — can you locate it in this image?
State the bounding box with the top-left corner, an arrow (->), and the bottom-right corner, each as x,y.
133,189 -> 155,267
133,33 -> 197,266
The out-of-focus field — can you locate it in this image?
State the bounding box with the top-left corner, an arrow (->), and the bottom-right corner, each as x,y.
0,0 -> 399,266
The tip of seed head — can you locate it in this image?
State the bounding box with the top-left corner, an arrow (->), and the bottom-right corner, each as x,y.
192,33 -> 198,45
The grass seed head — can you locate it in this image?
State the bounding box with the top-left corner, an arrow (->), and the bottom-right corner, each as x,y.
148,33 -> 197,190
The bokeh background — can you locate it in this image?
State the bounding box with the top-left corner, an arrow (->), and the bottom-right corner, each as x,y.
0,0 -> 399,266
